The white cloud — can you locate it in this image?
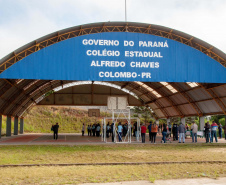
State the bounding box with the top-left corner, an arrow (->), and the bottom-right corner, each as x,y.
0,0 -> 225,59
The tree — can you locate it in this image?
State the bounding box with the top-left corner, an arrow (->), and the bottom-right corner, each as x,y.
131,106 -> 154,124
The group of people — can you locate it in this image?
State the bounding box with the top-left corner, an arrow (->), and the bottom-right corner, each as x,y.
86,123 -> 101,137
204,121 -> 226,143
51,121 -> 226,144
85,122 -> 140,142
145,120 -> 226,144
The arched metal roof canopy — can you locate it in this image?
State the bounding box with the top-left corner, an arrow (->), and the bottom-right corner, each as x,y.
0,22 -> 225,119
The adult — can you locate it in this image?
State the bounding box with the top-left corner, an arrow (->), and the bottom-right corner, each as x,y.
87,125 -> 91,136
82,123 -> 85,136
151,122 -> 158,144
53,123 -> 59,140
148,121 -> 152,141
178,122 -> 186,143
106,123 -> 110,138
111,122 -> 115,142
141,123 -> 147,143
191,122 -> 198,143
185,124 -> 189,131
223,124 -> 226,140
168,122 -> 172,137
92,124 -> 96,136
204,122 -> 211,143
118,122 -> 123,142
158,124 -> 162,135
133,122 -> 138,138
218,123 -> 222,139
96,124 -> 101,137
172,123 -> 178,141
123,123 -> 128,137
211,121 -> 218,143
162,123 -> 167,143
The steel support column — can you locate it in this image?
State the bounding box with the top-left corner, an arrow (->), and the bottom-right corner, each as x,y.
20,118 -> 24,134
199,116 -> 205,131
6,116 -> 11,137
181,117 -> 185,125
0,115 -> 2,139
14,116 -> 18,135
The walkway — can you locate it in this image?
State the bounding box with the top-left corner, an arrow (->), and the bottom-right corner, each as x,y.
79,178 -> 226,185
0,133 -> 225,145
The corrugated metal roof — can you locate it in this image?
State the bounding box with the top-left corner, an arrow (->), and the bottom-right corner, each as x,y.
197,100 -> 222,113
187,88 -> 211,101
213,85 -> 226,97
170,94 -> 188,104
154,109 -> 165,118
157,98 -> 172,107
165,107 -> 179,117
178,104 -> 197,115
148,103 -> 159,109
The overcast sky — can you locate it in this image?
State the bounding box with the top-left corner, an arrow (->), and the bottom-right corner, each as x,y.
0,0 -> 225,59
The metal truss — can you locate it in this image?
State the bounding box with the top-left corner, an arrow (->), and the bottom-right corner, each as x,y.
0,22 -> 225,74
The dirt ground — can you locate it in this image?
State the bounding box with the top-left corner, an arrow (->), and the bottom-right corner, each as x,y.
79,177 -> 226,185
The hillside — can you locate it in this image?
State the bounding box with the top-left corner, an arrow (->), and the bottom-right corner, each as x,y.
24,106 -> 110,133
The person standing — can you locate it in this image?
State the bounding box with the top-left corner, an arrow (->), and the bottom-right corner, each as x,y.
178,122 -> 186,143
185,124 -> 189,131
162,123 -> 167,143
148,121 -> 152,141
223,124 -> 226,140
172,123 -> 178,141
134,122 -> 138,138
96,124 -> 101,137
92,124 -> 96,136
151,122 -> 158,144
191,122 -> 198,143
218,123 -> 222,139
168,122 -> 172,137
106,123 -> 110,138
211,121 -> 218,143
204,122 -> 210,143
141,123 -> 147,143
53,123 -> 59,140
87,125 -> 91,136
118,122 -> 123,142
82,123 -> 85,136
111,122 -> 115,142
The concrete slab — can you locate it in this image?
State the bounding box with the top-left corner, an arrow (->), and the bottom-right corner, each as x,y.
78,178 -> 226,185
0,133 -> 225,145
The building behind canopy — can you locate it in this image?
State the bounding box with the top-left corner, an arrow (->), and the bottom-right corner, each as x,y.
0,22 -> 225,137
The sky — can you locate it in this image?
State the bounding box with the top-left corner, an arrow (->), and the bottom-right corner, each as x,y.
0,0 -> 225,59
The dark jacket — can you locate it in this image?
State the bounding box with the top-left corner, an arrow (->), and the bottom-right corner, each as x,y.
53,124 -> 59,132
178,124 -> 186,133
148,124 -> 152,132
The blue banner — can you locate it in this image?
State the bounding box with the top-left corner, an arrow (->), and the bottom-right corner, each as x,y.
0,32 -> 225,83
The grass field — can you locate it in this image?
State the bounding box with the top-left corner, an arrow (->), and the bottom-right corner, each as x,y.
0,144 -> 226,184
0,144 -> 226,165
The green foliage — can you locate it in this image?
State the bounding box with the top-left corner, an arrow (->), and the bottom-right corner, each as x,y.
132,106 -> 153,123
170,117 -> 180,124
185,117 -> 196,124
159,119 -> 166,125
211,115 -> 225,123
219,117 -> 225,126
